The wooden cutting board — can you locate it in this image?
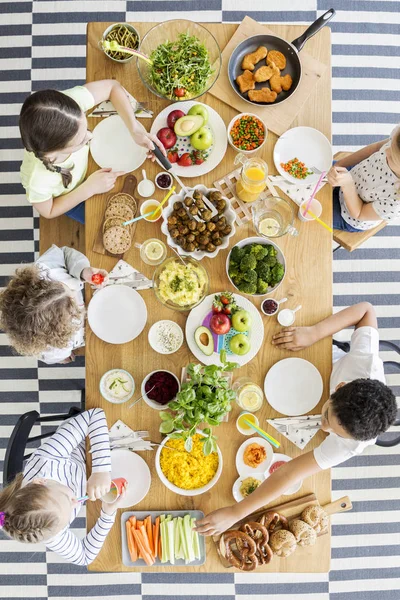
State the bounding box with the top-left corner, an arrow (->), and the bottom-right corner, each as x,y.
93,174 -> 140,259
209,16 -> 328,136
213,493 -> 352,569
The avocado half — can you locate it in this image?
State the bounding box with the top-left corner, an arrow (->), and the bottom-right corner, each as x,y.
194,326 -> 214,356
174,114 -> 204,137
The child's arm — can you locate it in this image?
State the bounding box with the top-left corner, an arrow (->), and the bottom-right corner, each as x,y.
195,452 -> 320,536
327,167 -> 381,222
334,138 -> 389,168
272,302 -> 377,352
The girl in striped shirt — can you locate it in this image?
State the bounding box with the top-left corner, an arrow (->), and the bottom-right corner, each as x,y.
0,408 -> 126,566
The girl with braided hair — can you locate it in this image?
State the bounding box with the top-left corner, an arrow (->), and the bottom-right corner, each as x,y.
0,408 -> 127,565
0,244 -> 108,363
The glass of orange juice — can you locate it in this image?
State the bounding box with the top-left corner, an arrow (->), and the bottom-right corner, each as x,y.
235,155 -> 268,203
140,199 -> 162,222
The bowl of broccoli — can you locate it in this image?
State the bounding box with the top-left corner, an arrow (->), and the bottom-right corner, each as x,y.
226,237 -> 286,296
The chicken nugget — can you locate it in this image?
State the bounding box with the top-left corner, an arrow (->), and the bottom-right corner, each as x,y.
241,46 -> 268,71
280,73 -> 293,91
253,65 -> 274,83
248,87 -> 277,103
236,69 -> 255,94
267,50 -> 286,70
269,62 -> 283,93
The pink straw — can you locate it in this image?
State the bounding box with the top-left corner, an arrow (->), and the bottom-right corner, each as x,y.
302,171 -> 326,217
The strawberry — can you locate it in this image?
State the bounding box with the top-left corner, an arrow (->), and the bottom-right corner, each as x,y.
222,304 -> 234,315
177,152 -> 193,167
91,272 -> 105,285
220,293 -> 232,305
212,300 -> 223,313
167,150 -> 178,163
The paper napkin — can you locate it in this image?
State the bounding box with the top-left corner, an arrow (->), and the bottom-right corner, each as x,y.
107,259 -> 153,290
109,419 -> 153,452
88,91 -> 152,118
267,415 -> 322,450
269,176 -> 326,207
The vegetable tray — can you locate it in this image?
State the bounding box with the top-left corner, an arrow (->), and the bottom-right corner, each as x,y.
121,510 -> 206,567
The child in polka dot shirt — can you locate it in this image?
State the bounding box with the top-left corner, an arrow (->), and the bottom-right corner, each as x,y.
328,125 -> 400,231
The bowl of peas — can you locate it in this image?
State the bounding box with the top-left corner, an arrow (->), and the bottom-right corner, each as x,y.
227,113 -> 267,155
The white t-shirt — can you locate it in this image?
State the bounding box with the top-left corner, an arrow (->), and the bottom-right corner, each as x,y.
339,127 -> 400,231
313,327 -> 386,470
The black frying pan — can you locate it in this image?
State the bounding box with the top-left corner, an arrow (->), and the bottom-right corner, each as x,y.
228,9 -> 335,107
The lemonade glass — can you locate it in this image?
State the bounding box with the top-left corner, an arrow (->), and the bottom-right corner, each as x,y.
235,155 -> 268,203
233,376 -> 264,412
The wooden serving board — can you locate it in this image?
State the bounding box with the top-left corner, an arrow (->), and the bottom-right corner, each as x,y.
209,16 -> 328,137
213,493 -> 352,569
92,174 -> 140,259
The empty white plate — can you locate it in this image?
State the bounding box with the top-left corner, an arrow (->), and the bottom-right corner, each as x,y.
111,449 -> 151,508
88,286 -> 147,344
264,357 -> 323,416
273,126 -> 332,186
90,115 -> 147,172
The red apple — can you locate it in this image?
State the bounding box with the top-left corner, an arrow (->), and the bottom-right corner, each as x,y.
157,127 -> 177,149
210,313 -> 231,335
167,109 -> 185,130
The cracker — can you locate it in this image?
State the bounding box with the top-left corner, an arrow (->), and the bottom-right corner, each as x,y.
103,217 -> 125,232
108,192 -> 137,214
103,226 -> 131,255
104,203 -> 134,222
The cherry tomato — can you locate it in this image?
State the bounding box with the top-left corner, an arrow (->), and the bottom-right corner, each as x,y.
269,460 -> 286,474
173,87 -> 186,97
91,272 -> 105,285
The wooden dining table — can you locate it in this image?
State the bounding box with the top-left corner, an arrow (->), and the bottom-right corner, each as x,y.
85,21 -> 332,572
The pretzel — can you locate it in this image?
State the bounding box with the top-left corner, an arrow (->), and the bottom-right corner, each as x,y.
259,511 -> 289,533
301,505 -> 329,533
240,521 -> 269,546
223,530 -> 258,571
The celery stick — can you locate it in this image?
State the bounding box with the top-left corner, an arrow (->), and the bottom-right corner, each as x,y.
178,517 -> 187,560
167,520 -> 175,565
191,517 -> 201,560
160,519 -> 167,563
174,517 -> 180,559
183,514 -> 195,563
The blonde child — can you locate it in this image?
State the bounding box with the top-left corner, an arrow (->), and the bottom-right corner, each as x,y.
329,125 -> 400,231
0,244 -> 107,364
19,80 -> 165,223
0,408 -> 126,565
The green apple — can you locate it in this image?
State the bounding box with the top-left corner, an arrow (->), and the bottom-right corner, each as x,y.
188,104 -> 209,125
231,309 -> 252,333
229,333 -> 251,356
191,126 -> 213,151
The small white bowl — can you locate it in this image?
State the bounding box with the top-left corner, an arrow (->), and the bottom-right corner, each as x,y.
148,320 -> 184,355
155,430 -> 223,497
261,298 -> 279,317
99,369 -> 135,404
140,199 -> 161,222
227,113 -> 268,155
232,472 -> 266,502
236,412 -> 260,436
138,179 -> 155,198
155,171 -> 173,190
141,370 -> 180,411
265,453 -> 303,496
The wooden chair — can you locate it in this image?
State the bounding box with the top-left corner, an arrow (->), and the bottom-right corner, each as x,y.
332,152 -> 386,253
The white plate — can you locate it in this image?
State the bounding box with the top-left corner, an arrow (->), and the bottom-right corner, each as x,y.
273,126 -> 332,186
264,357 -> 323,416
185,292 -> 264,367
111,449 -> 151,508
235,436 -> 274,477
150,101 -> 227,177
90,115 -> 147,172
88,286 -> 147,345
232,472 -> 266,502
148,320 -> 184,354
264,453 -> 302,496
161,184 -> 236,261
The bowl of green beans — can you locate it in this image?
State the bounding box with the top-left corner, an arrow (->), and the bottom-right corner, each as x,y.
101,23 -> 140,63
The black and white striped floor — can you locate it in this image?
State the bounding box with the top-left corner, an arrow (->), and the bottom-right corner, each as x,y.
0,1 -> 399,599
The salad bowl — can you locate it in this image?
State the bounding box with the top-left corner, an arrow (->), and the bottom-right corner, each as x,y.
137,20 -> 221,102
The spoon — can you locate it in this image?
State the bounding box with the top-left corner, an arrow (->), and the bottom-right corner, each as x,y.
128,385 -> 156,409
101,40 -> 153,65
170,245 -> 187,266
151,442 -> 199,461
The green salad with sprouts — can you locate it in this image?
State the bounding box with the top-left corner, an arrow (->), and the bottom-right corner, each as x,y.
149,33 -> 213,100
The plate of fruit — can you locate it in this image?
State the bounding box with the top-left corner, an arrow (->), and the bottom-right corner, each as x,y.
185,291 -> 264,367
150,101 -> 227,177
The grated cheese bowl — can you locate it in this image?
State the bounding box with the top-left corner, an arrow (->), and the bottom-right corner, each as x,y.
148,320 -> 184,355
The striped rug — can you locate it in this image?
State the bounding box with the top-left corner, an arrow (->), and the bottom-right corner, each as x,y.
0,1 -> 399,599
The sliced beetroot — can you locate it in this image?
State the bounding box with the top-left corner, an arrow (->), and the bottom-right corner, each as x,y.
145,371 -> 179,405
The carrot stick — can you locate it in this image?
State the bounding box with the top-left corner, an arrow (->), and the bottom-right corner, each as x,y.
132,529 -> 154,565
146,516 -> 154,555
129,516 -> 136,528
125,521 -> 137,562
153,517 -> 160,559
136,520 -> 143,529
139,524 -> 153,557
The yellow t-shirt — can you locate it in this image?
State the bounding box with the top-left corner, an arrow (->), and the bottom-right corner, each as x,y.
20,86 -> 96,204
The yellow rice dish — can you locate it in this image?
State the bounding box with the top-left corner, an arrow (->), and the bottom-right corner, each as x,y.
160,434 -> 219,490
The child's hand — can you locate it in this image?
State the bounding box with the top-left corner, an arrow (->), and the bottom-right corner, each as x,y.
272,326 -> 317,351
85,168 -> 125,195
327,166 -> 354,188
81,267 -> 109,288
132,121 -> 166,160
194,505 -> 240,537
102,481 -> 128,515
87,472 -> 112,501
